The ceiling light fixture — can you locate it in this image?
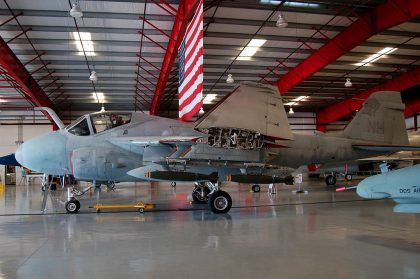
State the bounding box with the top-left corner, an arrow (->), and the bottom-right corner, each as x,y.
203,94 -> 217,104
344,78 -> 352,87
289,106 -> 294,114
237,39 -> 267,60
354,47 -> 397,66
226,73 -> 234,84
69,2 -> 83,18
276,12 -> 288,28
89,70 -> 98,81
198,107 -> 205,115
100,105 -> 105,112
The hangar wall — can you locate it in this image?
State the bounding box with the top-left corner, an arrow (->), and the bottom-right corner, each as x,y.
0,125 -> 53,185
406,115 -> 420,131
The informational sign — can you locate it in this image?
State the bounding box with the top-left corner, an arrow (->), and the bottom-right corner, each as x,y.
295,173 -> 303,184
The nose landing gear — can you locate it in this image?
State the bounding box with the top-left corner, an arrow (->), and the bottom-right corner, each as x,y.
65,198 -> 81,213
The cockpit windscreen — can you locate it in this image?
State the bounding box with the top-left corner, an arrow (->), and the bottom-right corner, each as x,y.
90,112 -> 132,133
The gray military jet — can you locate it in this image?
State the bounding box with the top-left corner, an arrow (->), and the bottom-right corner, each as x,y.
6,83 -> 419,214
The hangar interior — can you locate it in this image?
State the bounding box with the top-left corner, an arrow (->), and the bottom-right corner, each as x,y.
0,0 -> 419,278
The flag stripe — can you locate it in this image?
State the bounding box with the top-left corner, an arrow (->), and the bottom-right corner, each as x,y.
180,92 -> 203,120
178,0 -> 203,121
179,48 -> 203,95
179,73 -> 203,111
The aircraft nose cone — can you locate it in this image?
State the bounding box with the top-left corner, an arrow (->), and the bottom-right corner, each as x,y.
356,179 -> 370,199
17,132 -> 68,175
356,174 -> 387,199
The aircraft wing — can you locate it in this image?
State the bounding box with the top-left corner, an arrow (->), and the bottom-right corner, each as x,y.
353,145 -> 420,152
195,82 -> 294,140
108,136 -> 203,146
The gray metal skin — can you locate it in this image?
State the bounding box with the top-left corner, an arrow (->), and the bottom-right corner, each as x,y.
15,112 -> 390,185
356,164 -> 420,213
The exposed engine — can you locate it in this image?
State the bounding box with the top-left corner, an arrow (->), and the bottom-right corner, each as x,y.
197,128 -> 264,150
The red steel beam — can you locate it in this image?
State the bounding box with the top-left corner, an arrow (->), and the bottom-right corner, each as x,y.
276,0 -> 420,94
405,98 -> 420,118
150,0 -> 200,115
316,67 -> 420,131
0,36 -> 53,108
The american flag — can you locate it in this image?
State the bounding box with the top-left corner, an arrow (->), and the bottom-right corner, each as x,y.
178,0 -> 203,121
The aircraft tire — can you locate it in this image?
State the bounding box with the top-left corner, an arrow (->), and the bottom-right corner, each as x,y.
325,175 -> 336,186
252,184 -> 261,193
192,187 -> 210,203
65,199 -> 80,214
345,174 -> 352,181
208,191 -> 232,214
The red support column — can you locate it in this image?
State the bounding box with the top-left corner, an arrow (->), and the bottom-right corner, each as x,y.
316,67 -> 420,131
276,0 -> 420,94
150,0 -> 200,115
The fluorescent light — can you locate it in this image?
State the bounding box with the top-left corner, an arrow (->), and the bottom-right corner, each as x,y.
0,99 -> 7,103
248,39 -> 266,47
285,96 -> 309,106
292,96 -> 308,102
238,39 -> 266,60
72,32 -> 95,56
261,0 -> 320,8
354,47 -> 397,66
93,92 -> 105,103
203,94 -> 217,104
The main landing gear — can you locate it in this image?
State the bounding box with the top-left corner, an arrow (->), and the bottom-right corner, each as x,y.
191,181 -> 232,214
325,173 -> 353,188
252,184 -> 261,193
325,174 -> 336,186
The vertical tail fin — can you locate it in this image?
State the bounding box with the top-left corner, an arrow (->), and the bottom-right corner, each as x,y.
343,91 -> 408,145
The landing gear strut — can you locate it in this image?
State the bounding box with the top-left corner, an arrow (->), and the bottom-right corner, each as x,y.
192,182 -> 210,203
64,185 -> 92,214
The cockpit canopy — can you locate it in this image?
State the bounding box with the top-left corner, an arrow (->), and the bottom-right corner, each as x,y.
66,112 -> 132,136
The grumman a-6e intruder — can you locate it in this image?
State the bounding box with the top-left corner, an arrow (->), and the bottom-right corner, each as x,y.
5,83 -> 419,214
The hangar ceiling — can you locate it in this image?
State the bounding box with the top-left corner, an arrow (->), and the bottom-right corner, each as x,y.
0,0 -> 419,124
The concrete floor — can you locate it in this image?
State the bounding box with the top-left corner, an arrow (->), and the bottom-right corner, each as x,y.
0,180 -> 419,279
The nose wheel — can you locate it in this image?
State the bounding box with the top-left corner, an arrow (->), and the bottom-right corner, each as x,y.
65,198 -> 81,214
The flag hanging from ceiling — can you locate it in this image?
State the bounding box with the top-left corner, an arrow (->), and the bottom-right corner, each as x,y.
178,0 -> 203,121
